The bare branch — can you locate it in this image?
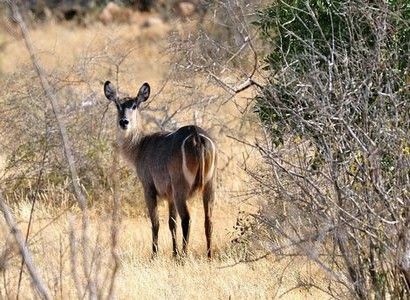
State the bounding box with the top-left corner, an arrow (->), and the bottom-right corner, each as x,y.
6,1 -> 96,298
0,192 -> 51,300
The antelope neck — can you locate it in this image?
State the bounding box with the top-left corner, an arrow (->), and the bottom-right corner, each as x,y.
117,126 -> 142,150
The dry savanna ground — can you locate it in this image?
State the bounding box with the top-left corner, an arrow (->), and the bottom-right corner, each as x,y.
0,15 -> 329,299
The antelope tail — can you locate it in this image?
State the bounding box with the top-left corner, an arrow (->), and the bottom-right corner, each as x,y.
192,128 -> 206,191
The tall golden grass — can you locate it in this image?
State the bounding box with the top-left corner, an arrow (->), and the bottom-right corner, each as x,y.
0,17 -> 329,299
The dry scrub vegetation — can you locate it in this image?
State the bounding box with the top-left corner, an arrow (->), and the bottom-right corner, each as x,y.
0,2 -> 329,300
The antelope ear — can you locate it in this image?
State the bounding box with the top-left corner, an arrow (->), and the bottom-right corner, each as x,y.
104,81 -> 117,102
136,82 -> 150,106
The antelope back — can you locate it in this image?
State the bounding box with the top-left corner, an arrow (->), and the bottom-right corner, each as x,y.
134,125 -> 216,199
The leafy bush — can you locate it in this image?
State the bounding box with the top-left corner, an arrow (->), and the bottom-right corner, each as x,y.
254,0 -> 410,298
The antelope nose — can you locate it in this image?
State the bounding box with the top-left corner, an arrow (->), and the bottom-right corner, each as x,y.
119,119 -> 129,129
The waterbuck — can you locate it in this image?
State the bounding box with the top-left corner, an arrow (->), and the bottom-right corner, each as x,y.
104,81 -> 217,258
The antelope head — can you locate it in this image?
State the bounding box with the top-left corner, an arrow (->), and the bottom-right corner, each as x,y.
104,81 -> 150,139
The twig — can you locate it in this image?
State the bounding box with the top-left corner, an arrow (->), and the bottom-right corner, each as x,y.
202,30 -> 264,94
208,71 -> 263,95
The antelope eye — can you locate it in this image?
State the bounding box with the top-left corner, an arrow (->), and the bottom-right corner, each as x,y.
131,103 -> 138,110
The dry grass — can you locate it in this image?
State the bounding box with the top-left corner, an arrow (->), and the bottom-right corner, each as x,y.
1,200 -> 329,299
0,17 -> 329,299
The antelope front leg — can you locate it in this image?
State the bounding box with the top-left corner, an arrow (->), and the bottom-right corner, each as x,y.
168,200 -> 178,257
145,188 -> 159,257
203,181 -> 215,259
